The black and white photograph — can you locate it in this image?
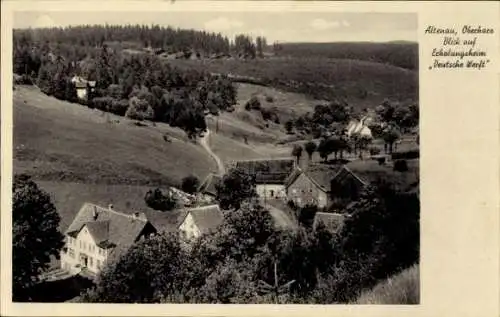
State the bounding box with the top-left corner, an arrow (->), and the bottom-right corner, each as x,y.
11,9 -> 420,305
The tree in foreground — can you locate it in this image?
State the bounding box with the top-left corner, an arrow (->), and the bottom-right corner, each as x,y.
81,233 -> 186,303
181,175 -> 199,194
215,168 -> 256,210
12,174 -> 64,301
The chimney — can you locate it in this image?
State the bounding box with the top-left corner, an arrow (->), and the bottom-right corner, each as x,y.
108,204 -> 114,210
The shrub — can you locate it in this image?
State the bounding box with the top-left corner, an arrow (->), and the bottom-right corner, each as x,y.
92,97 -> 114,112
369,146 -> 381,156
245,96 -> 261,111
109,99 -> 129,116
391,150 -> 419,160
181,175 -> 200,194
144,188 -> 176,211
126,96 -> 154,121
393,159 -> 409,172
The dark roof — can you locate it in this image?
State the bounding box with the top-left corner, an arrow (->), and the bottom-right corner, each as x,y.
235,158 -> 295,184
198,173 -> 222,196
66,203 -> 155,253
313,212 -> 346,233
284,167 -> 303,188
305,165 -> 344,192
179,204 -> 224,235
84,221 -> 110,245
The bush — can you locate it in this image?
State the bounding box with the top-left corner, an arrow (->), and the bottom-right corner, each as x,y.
126,96 -> 154,121
391,150 -> 419,160
181,175 -> 199,194
393,159 -> 409,172
92,97 -> 114,112
144,188 -> 176,211
245,96 -> 261,111
109,99 -> 130,116
369,146 -> 381,155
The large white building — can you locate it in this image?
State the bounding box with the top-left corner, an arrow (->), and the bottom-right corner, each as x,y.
60,203 -> 157,276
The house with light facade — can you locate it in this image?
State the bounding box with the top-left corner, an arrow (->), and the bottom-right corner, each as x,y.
178,204 -> 224,241
60,203 -> 157,276
233,158 -> 296,200
71,76 -> 96,100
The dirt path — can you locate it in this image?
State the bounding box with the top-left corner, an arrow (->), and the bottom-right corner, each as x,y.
263,202 -> 298,230
200,129 -> 225,176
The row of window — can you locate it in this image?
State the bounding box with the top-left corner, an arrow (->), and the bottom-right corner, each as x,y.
67,236 -> 106,256
66,248 -> 103,271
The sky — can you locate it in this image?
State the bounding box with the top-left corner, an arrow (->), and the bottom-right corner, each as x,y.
14,11 -> 417,43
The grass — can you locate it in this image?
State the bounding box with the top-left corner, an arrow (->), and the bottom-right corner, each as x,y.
14,86 -> 217,187
13,86 -> 215,233
355,264 -> 420,304
168,57 -> 418,112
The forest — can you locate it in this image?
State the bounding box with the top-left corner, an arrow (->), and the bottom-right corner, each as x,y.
13,25 -> 267,137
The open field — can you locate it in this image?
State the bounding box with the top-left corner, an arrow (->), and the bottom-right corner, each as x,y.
168,57 -> 418,112
14,86 -> 217,186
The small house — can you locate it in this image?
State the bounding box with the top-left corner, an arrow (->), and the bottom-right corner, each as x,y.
234,158 -> 296,200
71,76 -> 96,100
178,204 -> 224,241
60,203 -> 157,277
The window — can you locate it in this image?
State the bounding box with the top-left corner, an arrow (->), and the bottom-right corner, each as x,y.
89,257 -> 93,267
97,260 -> 101,269
69,248 -> 75,258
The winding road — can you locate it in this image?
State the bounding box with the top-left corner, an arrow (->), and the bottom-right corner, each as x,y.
200,129 -> 225,176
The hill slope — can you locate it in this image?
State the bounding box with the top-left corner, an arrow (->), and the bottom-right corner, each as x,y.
169,57 -> 418,112
14,86 -> 217,231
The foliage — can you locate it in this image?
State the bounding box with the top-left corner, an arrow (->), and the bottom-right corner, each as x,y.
304,141 -> 317,160
215,168 -> 257,210
245,96 -> 261,111
291,145 -> 303,164
144,188 -> 176,211
125,96 -> 154,121
181,175 -> 199,194
285,120 -> 294,134
12,174 -> 64,301
81,233 -> 187,303
393,159 -> 409,172
297,205 -> 318,228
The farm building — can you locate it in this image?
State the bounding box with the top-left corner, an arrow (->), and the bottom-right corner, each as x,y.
60,203 -> 157,277
71,76 -> 96,100
234,158 -> 296,200
178,204 -> 224,241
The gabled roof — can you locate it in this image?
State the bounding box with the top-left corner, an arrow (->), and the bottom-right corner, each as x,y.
179,204 -> 223,235
84,221 -> 110,245
198,173 -> 222,196
305,165 -> 345,192
66,203 -> 155,251
235,158 -> 295,184
331,165 -> 368,187
313,212 -> 346,233
284,167 -> 303,188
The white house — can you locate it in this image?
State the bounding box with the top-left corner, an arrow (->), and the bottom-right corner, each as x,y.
234,158 -> 296,200
71,76 -> 96,100
60,203 -> 157,276
178,204 -> 224,241
346,116 -> 373,139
